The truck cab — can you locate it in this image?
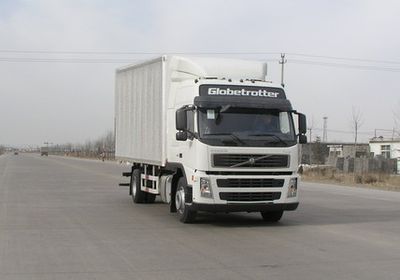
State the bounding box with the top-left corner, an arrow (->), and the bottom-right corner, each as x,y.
169,79 -> 306,222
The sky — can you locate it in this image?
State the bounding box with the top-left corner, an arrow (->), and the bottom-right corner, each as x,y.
1,0 -> 400,147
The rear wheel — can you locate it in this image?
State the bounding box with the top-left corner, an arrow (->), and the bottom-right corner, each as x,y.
260,210 -> 284,222
131,169 -> 146,203
175,177 -> 197,223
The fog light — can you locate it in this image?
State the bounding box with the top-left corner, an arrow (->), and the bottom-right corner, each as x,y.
200,177 -> 213,198
287,178 -> 297,198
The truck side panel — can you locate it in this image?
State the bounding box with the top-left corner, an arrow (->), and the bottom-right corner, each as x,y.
115,58 -> 165,165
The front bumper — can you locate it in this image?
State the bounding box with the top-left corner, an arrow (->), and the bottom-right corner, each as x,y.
188,202 -> 299,213
191,172 -> 300,205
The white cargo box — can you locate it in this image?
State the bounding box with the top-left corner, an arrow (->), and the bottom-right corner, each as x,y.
115,57 -> 167,165
115,56 -> 268,166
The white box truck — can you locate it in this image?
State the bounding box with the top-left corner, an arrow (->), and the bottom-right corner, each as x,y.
115,56 -> 307,223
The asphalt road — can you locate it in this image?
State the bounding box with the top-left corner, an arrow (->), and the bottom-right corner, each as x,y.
1,153 -> 400,280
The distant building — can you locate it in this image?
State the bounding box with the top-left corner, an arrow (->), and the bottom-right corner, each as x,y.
327,143 -> 370,159
369,137 -> 400,174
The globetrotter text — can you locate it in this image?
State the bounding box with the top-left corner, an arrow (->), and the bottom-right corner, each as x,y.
207,87 -> 279,98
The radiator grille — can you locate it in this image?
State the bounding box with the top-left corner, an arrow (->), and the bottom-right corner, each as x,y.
217,178 -> 284,188
219,192 -> 281,202
213,154 -> 289,168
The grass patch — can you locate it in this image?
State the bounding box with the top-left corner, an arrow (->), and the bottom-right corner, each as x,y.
301,165 -> 400,191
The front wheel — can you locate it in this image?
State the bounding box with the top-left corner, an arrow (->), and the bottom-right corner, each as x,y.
175,177 -> 197,223
260,210 -> 284,222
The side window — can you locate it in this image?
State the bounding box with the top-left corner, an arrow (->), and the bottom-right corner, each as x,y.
279,112 -> 290,134
187,110 -> 194,132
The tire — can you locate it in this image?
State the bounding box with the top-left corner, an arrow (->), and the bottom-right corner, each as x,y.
260,210 -> 284,222
131,169 -> 146,203
175,177 -> 197,223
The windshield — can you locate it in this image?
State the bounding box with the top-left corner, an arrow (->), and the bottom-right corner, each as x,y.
198,108 -> 296,147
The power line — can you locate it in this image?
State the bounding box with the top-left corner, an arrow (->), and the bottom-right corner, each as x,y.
0,57 -> 280,64
0,50 -> 281,55
1,51 -> 400,72
313,128 -> 373,135
1,49 -> 399,65
0,57 -> 145,63
289,59 -> 400,72
288,52 -> 400,65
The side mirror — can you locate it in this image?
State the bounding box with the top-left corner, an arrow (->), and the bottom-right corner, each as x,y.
176,131 -> 188,141
299,134 -> 307,144
298,113 -> 307,135
176,108 -> 187,131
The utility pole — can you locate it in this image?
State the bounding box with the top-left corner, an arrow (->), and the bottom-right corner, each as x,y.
354,122 -> 358,146
279,53 -> 287,87
307,117 -> 314,165
308,127 -> 313,164
323,116 -> 328,142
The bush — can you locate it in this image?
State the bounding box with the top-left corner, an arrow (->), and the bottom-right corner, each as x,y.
354,174 -> 363,184
302,166 -> 400,190
364,174 -> 378,184
378,172 -> 389,182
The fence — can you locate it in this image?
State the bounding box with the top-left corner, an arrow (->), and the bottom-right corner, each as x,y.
49,150 -> 115,161
328,156 -> 397,174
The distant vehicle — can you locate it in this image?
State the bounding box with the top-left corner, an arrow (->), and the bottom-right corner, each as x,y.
14,151 -> 18,155
115,56 -> 307,223
40,147 -> 48,156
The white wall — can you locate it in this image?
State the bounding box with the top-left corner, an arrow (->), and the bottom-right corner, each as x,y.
369,141 -> 400,159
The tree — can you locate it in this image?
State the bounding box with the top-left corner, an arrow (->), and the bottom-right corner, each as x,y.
351,106 -> 364,145
103,130 -> 115,151
92,130 -> 115,153
55,130 -> 115,159
83,140 -> 93,154
311,136 -> 328,164
306,117 -> 315,164
307,116 -> 315,143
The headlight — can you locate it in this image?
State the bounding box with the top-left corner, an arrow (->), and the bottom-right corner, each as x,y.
287,178 -> 297,198
200,177 -> 213,198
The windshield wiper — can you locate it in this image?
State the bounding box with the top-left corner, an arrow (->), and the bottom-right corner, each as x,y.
203,133 -> 246,145
248,133 -> 289,146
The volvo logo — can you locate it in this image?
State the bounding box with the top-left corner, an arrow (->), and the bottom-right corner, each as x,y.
229,154 -> 274,168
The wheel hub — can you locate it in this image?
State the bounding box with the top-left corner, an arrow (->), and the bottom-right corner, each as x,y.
175,187 -> 185,214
